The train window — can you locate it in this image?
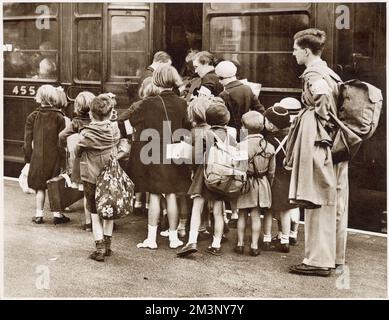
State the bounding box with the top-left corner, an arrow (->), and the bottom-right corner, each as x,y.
77,19 -> 102,81
77,3 -> 102,15
4,20 -> 58,79
210,3 -> 310,10
210,14 -> 309,88
3,2 -> 58,16
109,16 -> 146,78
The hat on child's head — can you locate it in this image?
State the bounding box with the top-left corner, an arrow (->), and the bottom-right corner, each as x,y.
215,61 -> 237,79
264,106 -> 290,130
241,111 -> 264,133
274,97 -> 302,115
205,99 -> 230,126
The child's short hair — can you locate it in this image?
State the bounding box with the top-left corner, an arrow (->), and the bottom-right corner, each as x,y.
90,93 -> 115,121
139,77 -> 159,99
153,51 -> 171,64
188,96 -> 210,124
153,65 -> 183,89
294,28 -> 326,56
55,87 -> 67,109
35,84 -> 58,106
241,111 -> 264,134
74,91 -> 95,116
193,51 -> 215,66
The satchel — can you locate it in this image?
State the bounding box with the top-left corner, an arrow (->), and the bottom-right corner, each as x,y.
95,155 -> 135,220
47,173 -> 84,211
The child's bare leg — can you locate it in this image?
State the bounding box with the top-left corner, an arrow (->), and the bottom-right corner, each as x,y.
84,197 -> 91,225
263,210 -> 273,243
137,193 -> 160,249
279,209 -> 291,244
166,193 -> 183,248
211,200 -> 224,248
188,196 -> 205,244
177,195 -> 188,237
237,209 -> 246,246
250,208 -> 261,249
35,190 -> 45,216
91,213 -> 103,241
289,207 -> 300,243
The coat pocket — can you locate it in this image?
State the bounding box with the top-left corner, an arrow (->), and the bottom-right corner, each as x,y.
80,161 -> 89,181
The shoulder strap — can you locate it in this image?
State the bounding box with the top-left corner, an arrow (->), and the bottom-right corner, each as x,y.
274,136 -> 288,156
158,95 -> 173,143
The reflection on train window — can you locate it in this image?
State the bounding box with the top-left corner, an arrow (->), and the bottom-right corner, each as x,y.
3,2 -> 58,16
210,14 -> 309,88
77,19 -> 102,81
210,3 -> 310,10
110,16 -> 146,77
77,3 -> 102,15
3,21 -> 58,79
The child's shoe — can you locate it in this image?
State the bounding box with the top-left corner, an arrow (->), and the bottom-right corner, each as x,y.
32,217 -> 44,224
177,243 -> 198,257
89,240 -> 105,262
206,246 -> 222,256
289,237 -> 298,246
137,239 -> 158,249
249,248 -> 260,256
53,215 -> 70,225
169,239 -> 183,249
160,229 -> 169,237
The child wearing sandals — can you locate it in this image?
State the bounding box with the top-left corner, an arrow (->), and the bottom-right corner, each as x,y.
235,111 -> 276,256
75,94 -> 120,262
24,85 -> 70,225
59,91 -> 95,231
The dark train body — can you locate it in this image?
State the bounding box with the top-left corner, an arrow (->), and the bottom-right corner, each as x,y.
3,2 -> 386,232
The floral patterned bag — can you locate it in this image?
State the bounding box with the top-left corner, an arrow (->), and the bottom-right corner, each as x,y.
95,155 -> 135,220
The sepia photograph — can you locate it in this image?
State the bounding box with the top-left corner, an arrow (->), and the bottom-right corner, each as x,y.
1,1 -> 387,301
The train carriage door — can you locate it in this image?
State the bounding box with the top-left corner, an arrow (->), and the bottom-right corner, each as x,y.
103,4 -> 150,108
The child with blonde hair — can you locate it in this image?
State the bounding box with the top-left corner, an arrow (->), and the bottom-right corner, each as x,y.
177,96 -> 212,256
24,84 -> 70,224
59,91 -> 95,231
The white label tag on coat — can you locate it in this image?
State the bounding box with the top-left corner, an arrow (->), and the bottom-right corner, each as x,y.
124,120 -> 133,135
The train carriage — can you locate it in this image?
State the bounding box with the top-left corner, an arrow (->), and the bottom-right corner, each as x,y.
3,2 -> 386,232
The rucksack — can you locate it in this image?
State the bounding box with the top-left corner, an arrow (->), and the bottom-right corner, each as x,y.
310,66 -> 383,140
338,79 -> 383,140
204,131 -> 247,198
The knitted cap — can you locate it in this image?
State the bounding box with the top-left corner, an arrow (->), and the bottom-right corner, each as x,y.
241,111 -> 264,133
264,106 -> 290,130
206,101 -> 230,126
215,61 -> 237,78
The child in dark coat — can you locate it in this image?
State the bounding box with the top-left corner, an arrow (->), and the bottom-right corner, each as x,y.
24,85 -> 69,224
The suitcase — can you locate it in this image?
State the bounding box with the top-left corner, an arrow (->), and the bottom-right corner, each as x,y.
47,174 -> 84,211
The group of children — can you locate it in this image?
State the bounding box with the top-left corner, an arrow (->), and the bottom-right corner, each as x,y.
23,59 -> 303,263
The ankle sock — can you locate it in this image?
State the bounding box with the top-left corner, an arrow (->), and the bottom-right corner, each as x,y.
188,231 -> 198,244
169,230 -> 179,242
211,236 -> 221,248
290,231 -> 298,238
263,234 -> 272,243
134,201 -> 142,208
147,225 -> 158,243
280,234 -> 290,244
35,209 -> 44,218
53,212 -> 63,218
231,212 -> 239,220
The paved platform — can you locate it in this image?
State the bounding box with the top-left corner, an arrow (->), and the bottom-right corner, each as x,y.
2,179 -> 387,298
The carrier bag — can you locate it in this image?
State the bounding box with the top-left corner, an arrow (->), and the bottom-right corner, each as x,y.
18,163 -> 35,194
204,131 -> 247,197
47,173 -> 84,211
338,79 -> 383,140
95,155 -> 135,220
